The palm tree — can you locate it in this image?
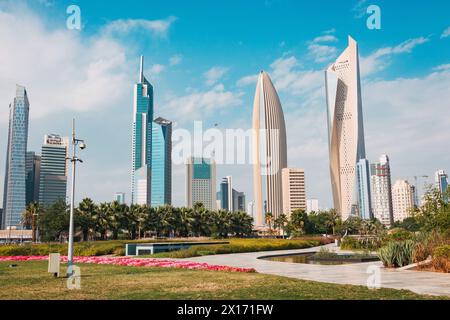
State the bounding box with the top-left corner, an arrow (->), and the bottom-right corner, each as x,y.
21,202 -> 42,242
265,212 -> 273,236
274,214 -> 288,237
325,209 -> 340,235
76,198 -> 96,241
94,202 -> 110,240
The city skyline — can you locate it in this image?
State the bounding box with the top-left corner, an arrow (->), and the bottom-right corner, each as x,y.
0,1 -> 449,210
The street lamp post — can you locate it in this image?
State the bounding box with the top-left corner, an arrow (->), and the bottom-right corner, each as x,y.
67,118 -> 86,277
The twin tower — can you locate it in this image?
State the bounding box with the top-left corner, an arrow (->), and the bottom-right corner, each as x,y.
252,36 -> 368,226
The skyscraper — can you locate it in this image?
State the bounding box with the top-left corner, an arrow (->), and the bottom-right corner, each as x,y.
151,117 -> 172,207
306,199 -> 319,214
114,192 -> 125,204
217,176 -> 246,212
186,157 -> 216,210
435,169 -> 448,202
25,152 -> 41,205
371,155 -> 394,226
2,85 -> 30,230
356,158 -> 372,220
218,176 -> 233,211
252,71 -> 288,226
39,134 -> 69,208
282,168 -> 306,217
131,55 -> 153,205
392,180 -> 415,222
325,36 -> 368,220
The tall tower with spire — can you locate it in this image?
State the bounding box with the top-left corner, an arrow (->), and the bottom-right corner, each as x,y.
131,55 -> 154,205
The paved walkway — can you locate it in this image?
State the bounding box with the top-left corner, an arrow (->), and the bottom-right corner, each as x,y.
186,244 -> 450,297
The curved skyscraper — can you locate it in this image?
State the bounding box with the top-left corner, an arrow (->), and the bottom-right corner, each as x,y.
252,71 -> 287,226
325,36 -> 368,220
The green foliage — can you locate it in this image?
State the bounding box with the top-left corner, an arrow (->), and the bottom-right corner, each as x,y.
433,245 -> 450,259
378,241 -> 416,268
38,200 -> 69,242
414,186 -> 450,233
340,236 -> 382,251
386,228 -> 414,241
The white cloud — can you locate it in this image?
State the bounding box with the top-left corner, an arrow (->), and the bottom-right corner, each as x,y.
0,7 -> 132,122
102,16 -> 177,37
148,64 -> 166,75
433,63 -> 450,71
236,74 -> 258,87
165,84 -> 243,121
441,26 -> 450,39
204,66 -> 229,86
307,31 -> 339,63
360,37 -> 430,76
311,35 -> 338,43
169,54 -> 183,66
352,0 -> 368,18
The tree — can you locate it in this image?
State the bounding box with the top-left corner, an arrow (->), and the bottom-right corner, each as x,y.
265,212 -> 274,235
38,200 -> 69,242
94,202 -> 110,240
21,202 -> 42,242
76,198 -> 96,241
287,209 -> 310,237
324,209 -> 340,235
274,214 -> 288,236
414,186 -> 450,233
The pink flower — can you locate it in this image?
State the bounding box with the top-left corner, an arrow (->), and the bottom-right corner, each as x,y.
0,255 -> 255,273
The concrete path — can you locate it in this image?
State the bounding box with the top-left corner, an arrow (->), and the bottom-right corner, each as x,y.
186,244 -> 450,297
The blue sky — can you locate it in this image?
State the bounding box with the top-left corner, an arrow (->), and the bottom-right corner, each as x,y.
0,0 -> 449,208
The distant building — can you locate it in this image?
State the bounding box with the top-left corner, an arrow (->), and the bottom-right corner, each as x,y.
435,170 -> 448,202
306,199 -> 319,214
39,134 -> 69,208
25,152 -> 41,205
115,192 -> 125,204
247,201 -> 255,220
392,180 -> 415,222
2,85 -> 30,230
218,176 -> 233,211
356,159 -> 373,220
151,117 -> 172,207
233,190 -> 246,212
371,155 -> 394,227
282,168 -> 306,217
186,157 -> 216,210
135,165 -> 151,205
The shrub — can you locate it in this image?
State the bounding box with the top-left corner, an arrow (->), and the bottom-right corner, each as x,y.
386,228 -> 413,241
431,245 -> 450,273
340,236 -> 381,251
412,231 -> 446,263
378,241 -> 416,268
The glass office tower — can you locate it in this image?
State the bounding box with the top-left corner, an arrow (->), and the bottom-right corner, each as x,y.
39,134 -> 69,208
151,117 -> 172,207
2,85 -> 30,230
131,55 -> 153,204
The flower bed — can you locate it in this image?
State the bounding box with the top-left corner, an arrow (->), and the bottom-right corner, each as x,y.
0,256 -> 255,273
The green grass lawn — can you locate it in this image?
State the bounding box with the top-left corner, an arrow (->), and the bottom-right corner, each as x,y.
0,261 -> 445,300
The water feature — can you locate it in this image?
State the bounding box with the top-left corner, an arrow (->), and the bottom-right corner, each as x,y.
261,252 -> 379,265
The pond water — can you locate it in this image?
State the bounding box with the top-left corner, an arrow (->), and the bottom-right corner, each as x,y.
261,253 -> 379,265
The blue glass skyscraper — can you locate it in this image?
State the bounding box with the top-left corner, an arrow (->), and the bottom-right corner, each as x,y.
150,117 -> 172,207
2,85 -> 30,230
131,56 -> 153,205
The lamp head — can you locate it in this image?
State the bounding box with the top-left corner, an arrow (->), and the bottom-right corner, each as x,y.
79,142 -> 86,150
